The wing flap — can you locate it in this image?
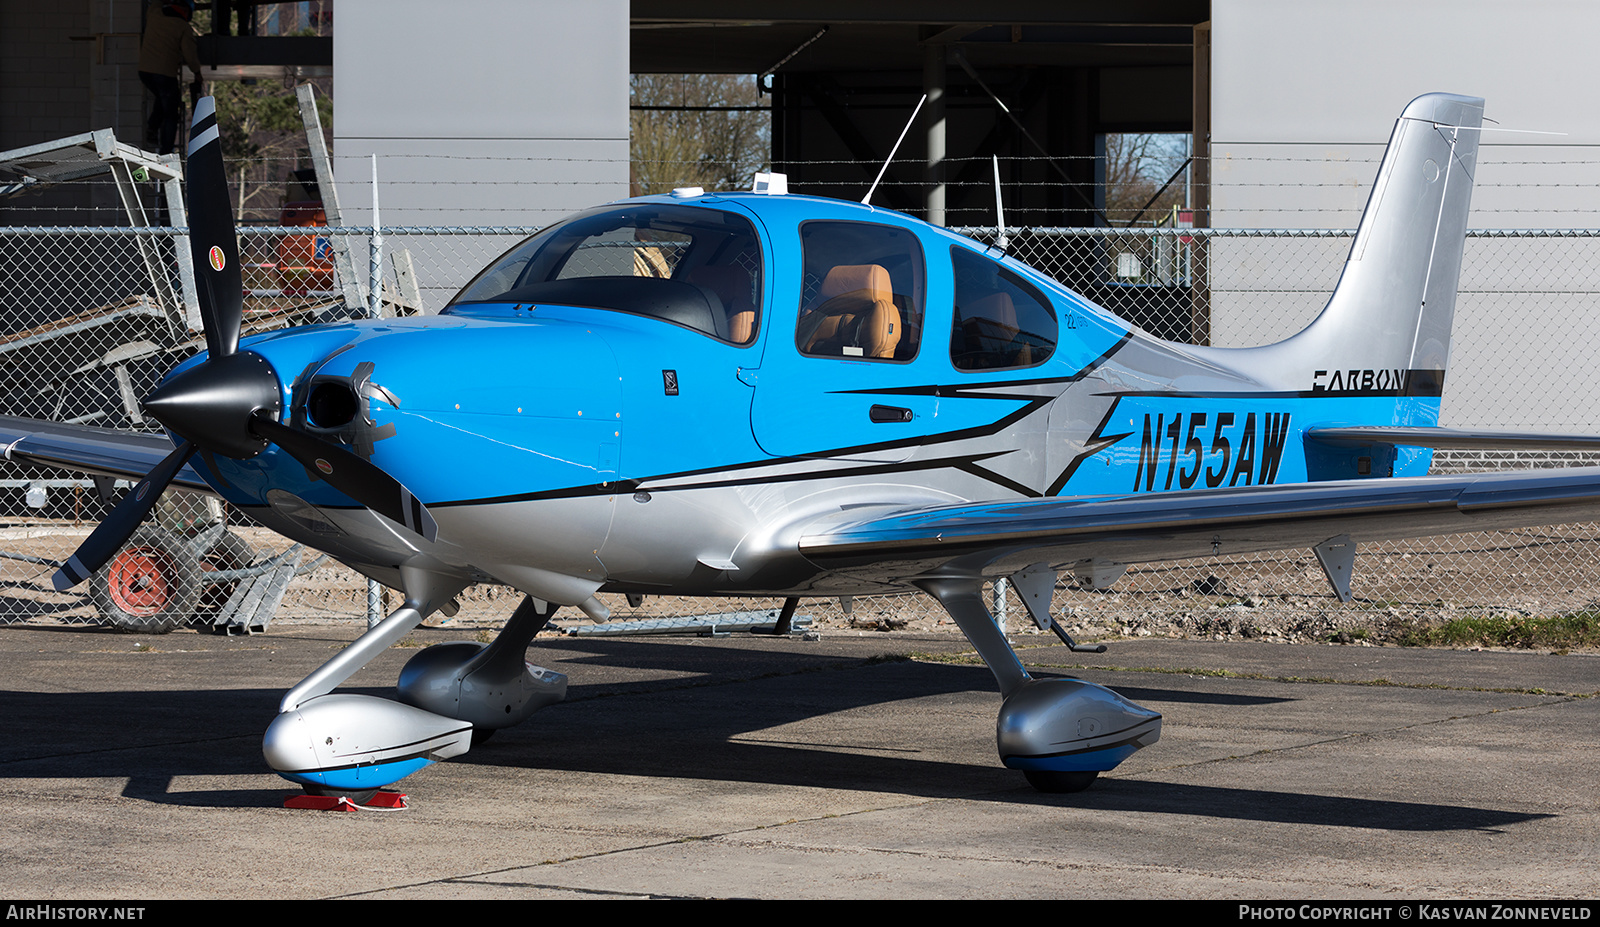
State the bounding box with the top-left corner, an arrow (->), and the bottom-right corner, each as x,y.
797,467 -> 1600,584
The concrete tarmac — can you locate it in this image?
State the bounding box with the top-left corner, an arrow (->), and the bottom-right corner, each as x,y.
1,620 -> 1596,899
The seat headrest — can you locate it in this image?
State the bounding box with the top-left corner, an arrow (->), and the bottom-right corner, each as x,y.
816,264 -> 891,305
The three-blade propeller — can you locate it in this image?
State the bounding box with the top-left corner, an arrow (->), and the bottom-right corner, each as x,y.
52,97 -> 437,592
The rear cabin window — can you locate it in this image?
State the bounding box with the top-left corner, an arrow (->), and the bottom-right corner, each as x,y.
795,221 -> 924,362
447,204 -> 763,344
949,246 -> 1057,370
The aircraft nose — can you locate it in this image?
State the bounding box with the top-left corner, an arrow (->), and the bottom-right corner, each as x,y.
141,350 -> 284,459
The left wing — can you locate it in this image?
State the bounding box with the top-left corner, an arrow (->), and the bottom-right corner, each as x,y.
797,466 -> 1600,589
0,415 -> 214,495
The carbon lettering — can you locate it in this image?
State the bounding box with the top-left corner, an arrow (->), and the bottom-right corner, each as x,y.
1131,410 -> 1292,493
1311,367 -> 1418,395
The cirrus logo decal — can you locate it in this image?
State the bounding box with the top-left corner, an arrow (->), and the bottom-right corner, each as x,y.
208,245 -> 226,272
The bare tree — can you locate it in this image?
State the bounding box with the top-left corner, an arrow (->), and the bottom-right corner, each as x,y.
213,74 -> 328,222
630,74 -> 770,195
1103,134 -> 1190,226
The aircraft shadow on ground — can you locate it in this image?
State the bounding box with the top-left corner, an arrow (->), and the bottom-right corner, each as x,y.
527,637 -> 1293,706
1020,779 -> 1552,831
0,592 -> 92,618
0,645 -> 1544,829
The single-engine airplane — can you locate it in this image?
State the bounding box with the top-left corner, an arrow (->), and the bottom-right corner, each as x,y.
8,92 -> 1600,800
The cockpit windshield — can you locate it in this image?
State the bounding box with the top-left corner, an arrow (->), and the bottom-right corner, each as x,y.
447,204 -> 763,344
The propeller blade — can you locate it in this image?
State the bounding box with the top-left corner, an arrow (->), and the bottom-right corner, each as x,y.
184,96 -> 244,360
249,413 -> 438,542
52,441 -> 198,591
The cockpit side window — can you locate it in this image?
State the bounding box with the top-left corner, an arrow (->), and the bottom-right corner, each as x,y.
949,246 -> 1057,370
447,204 -> 763,345
795,221 -> 924,362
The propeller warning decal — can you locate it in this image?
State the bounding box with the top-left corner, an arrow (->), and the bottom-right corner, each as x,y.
315,459 -> 333,474
208,245 -> 226,272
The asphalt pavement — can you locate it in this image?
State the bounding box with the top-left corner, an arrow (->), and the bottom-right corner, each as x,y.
1,620 -> 1596,899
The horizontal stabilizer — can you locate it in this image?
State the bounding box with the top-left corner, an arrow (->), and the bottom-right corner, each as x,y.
1307,425 -> 1600,451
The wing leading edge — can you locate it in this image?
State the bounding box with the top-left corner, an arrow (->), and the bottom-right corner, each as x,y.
0,415 -> 214,495
796,466 -> 1600,587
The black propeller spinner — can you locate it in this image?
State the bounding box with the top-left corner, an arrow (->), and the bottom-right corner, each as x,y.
52,97 -> 437,592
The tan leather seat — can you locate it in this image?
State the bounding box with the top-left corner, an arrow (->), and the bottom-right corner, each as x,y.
684,265 -> 757,343
802,264 -> 902,359
633,246 -> 672,278
961,291 -> 1029,366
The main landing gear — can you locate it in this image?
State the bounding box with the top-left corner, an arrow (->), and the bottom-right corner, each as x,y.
917,566 -> 1162,793
260,567 -> 569,804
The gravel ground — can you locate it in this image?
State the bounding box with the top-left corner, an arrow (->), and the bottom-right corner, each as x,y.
2,521 -> 1597,652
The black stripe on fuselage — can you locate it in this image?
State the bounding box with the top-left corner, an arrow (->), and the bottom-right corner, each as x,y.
430,331 -> 1136,507
427,450 -> 1017,507
1099,367 -> 1445,400
1046,400 -> 1134,496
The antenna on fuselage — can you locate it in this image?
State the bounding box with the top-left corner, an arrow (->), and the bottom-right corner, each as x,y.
368,154 -> 382,320
992,154 -> 1009,253
861,94 -> 927,207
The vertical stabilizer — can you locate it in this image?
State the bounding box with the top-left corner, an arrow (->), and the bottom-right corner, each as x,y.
1236,93 -> 1484,392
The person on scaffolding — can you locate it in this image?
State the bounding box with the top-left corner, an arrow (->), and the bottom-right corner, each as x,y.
138,0 -> 204,156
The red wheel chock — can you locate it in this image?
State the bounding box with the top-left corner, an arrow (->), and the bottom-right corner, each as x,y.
282,790 -> 408,811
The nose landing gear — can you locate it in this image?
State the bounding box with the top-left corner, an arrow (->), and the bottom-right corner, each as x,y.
261,565 -> 573,807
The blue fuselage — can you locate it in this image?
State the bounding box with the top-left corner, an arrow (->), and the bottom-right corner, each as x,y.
173,193 -> 1440,596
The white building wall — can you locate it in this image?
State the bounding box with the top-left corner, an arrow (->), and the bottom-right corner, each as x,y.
1209,0 -> 1600,430
333,0 -> 630,297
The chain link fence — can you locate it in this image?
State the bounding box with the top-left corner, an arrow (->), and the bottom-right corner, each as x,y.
1,222 -> 1597,639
